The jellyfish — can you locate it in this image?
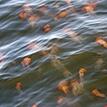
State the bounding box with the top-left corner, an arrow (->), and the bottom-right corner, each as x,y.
16,82 -> 23,91
50,55 -> 71,77
79,67 -> 87,82
94,58 -> 104,70
18,10 -> 27,20
23,3 -> 33,15
57,80 -> 69,94
50,43 -> 59,55
55,10 -> 68,20
28,15 -> 40,27
63,28 -> 82,43
81,2 -> 96,14
96,37 -> 107,48
42,24 -> 52,33
70,80 -> 84,96
32,104 -> 38,107
91,88 -> 106,98
21,57 -> 32,67
50,43 -> 71,77
57,96 -> 65,104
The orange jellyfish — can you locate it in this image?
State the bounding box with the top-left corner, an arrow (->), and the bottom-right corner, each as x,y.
96,37 -> 107,48
21,57 -> 32,67
57,96 -> 64,104
19,3 -> 32,20
27,42 -> 39,50
82,2 -> 96,13
32,104 -> 38,107
55,10 -> 68,20
42,24 -> 52,33
79,67 -> 87,78
91,88 -> 106,98
28,15 -> 40,27
16,82 -> 23,90
57,80 -> 69,94
18,10 -> 27,20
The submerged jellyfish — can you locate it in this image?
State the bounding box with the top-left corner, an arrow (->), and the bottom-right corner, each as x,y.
63,28 -> 82,43
21,57 -> 32,67
57,80 -> 69,94
95,58 -> 104,70
57,96 -> 65,104
18,10 -> 27,20
50,55 -> 71,77
27,42 -> 39,50
42,24 -> 52,33
91,88 -> 106,98
32,104 -> 38,107
70,80 -> 84,96
96,37 -> 107,48
50,43 -> 71,77
50,43 -> 59,55
55,10 -> 68,20
81,2 -> 96,14
28,15 -> 40,27
79,67 -> 87,82
19,3 -> 40,27
23,3 -> 33,15
16,82 -> 23,91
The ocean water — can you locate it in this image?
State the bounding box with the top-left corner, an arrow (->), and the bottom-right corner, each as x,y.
0,0 -> 107,107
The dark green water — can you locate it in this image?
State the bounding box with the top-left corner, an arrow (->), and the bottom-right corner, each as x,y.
0,0 -> 107,107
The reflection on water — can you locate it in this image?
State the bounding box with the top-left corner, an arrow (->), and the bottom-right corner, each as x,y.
0,0 -> 107,107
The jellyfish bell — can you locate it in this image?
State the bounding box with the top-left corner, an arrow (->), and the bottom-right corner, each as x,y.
27,42 -> 39,50
18,11 -> 27,20
82,2 -> 96,13
42,24 -> 52,33
55,10 -> 68,20
41,50 -> 49,56
91,88 -> 106,98
79,67 -> 87,77
28,15 -> 40,27
32,104 -> 38,107
16,82 -> 23,90
95,58 -> 104,70
70,79 -> 84,96
23,3 -> 33,14
96,37 -> 107,48
96,37 -> 106,44
21,57 -> 32,67
57,80 -> 69,94
63,28 -> 82,43
57,96 -> 65,104
50,43 -> 59,55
